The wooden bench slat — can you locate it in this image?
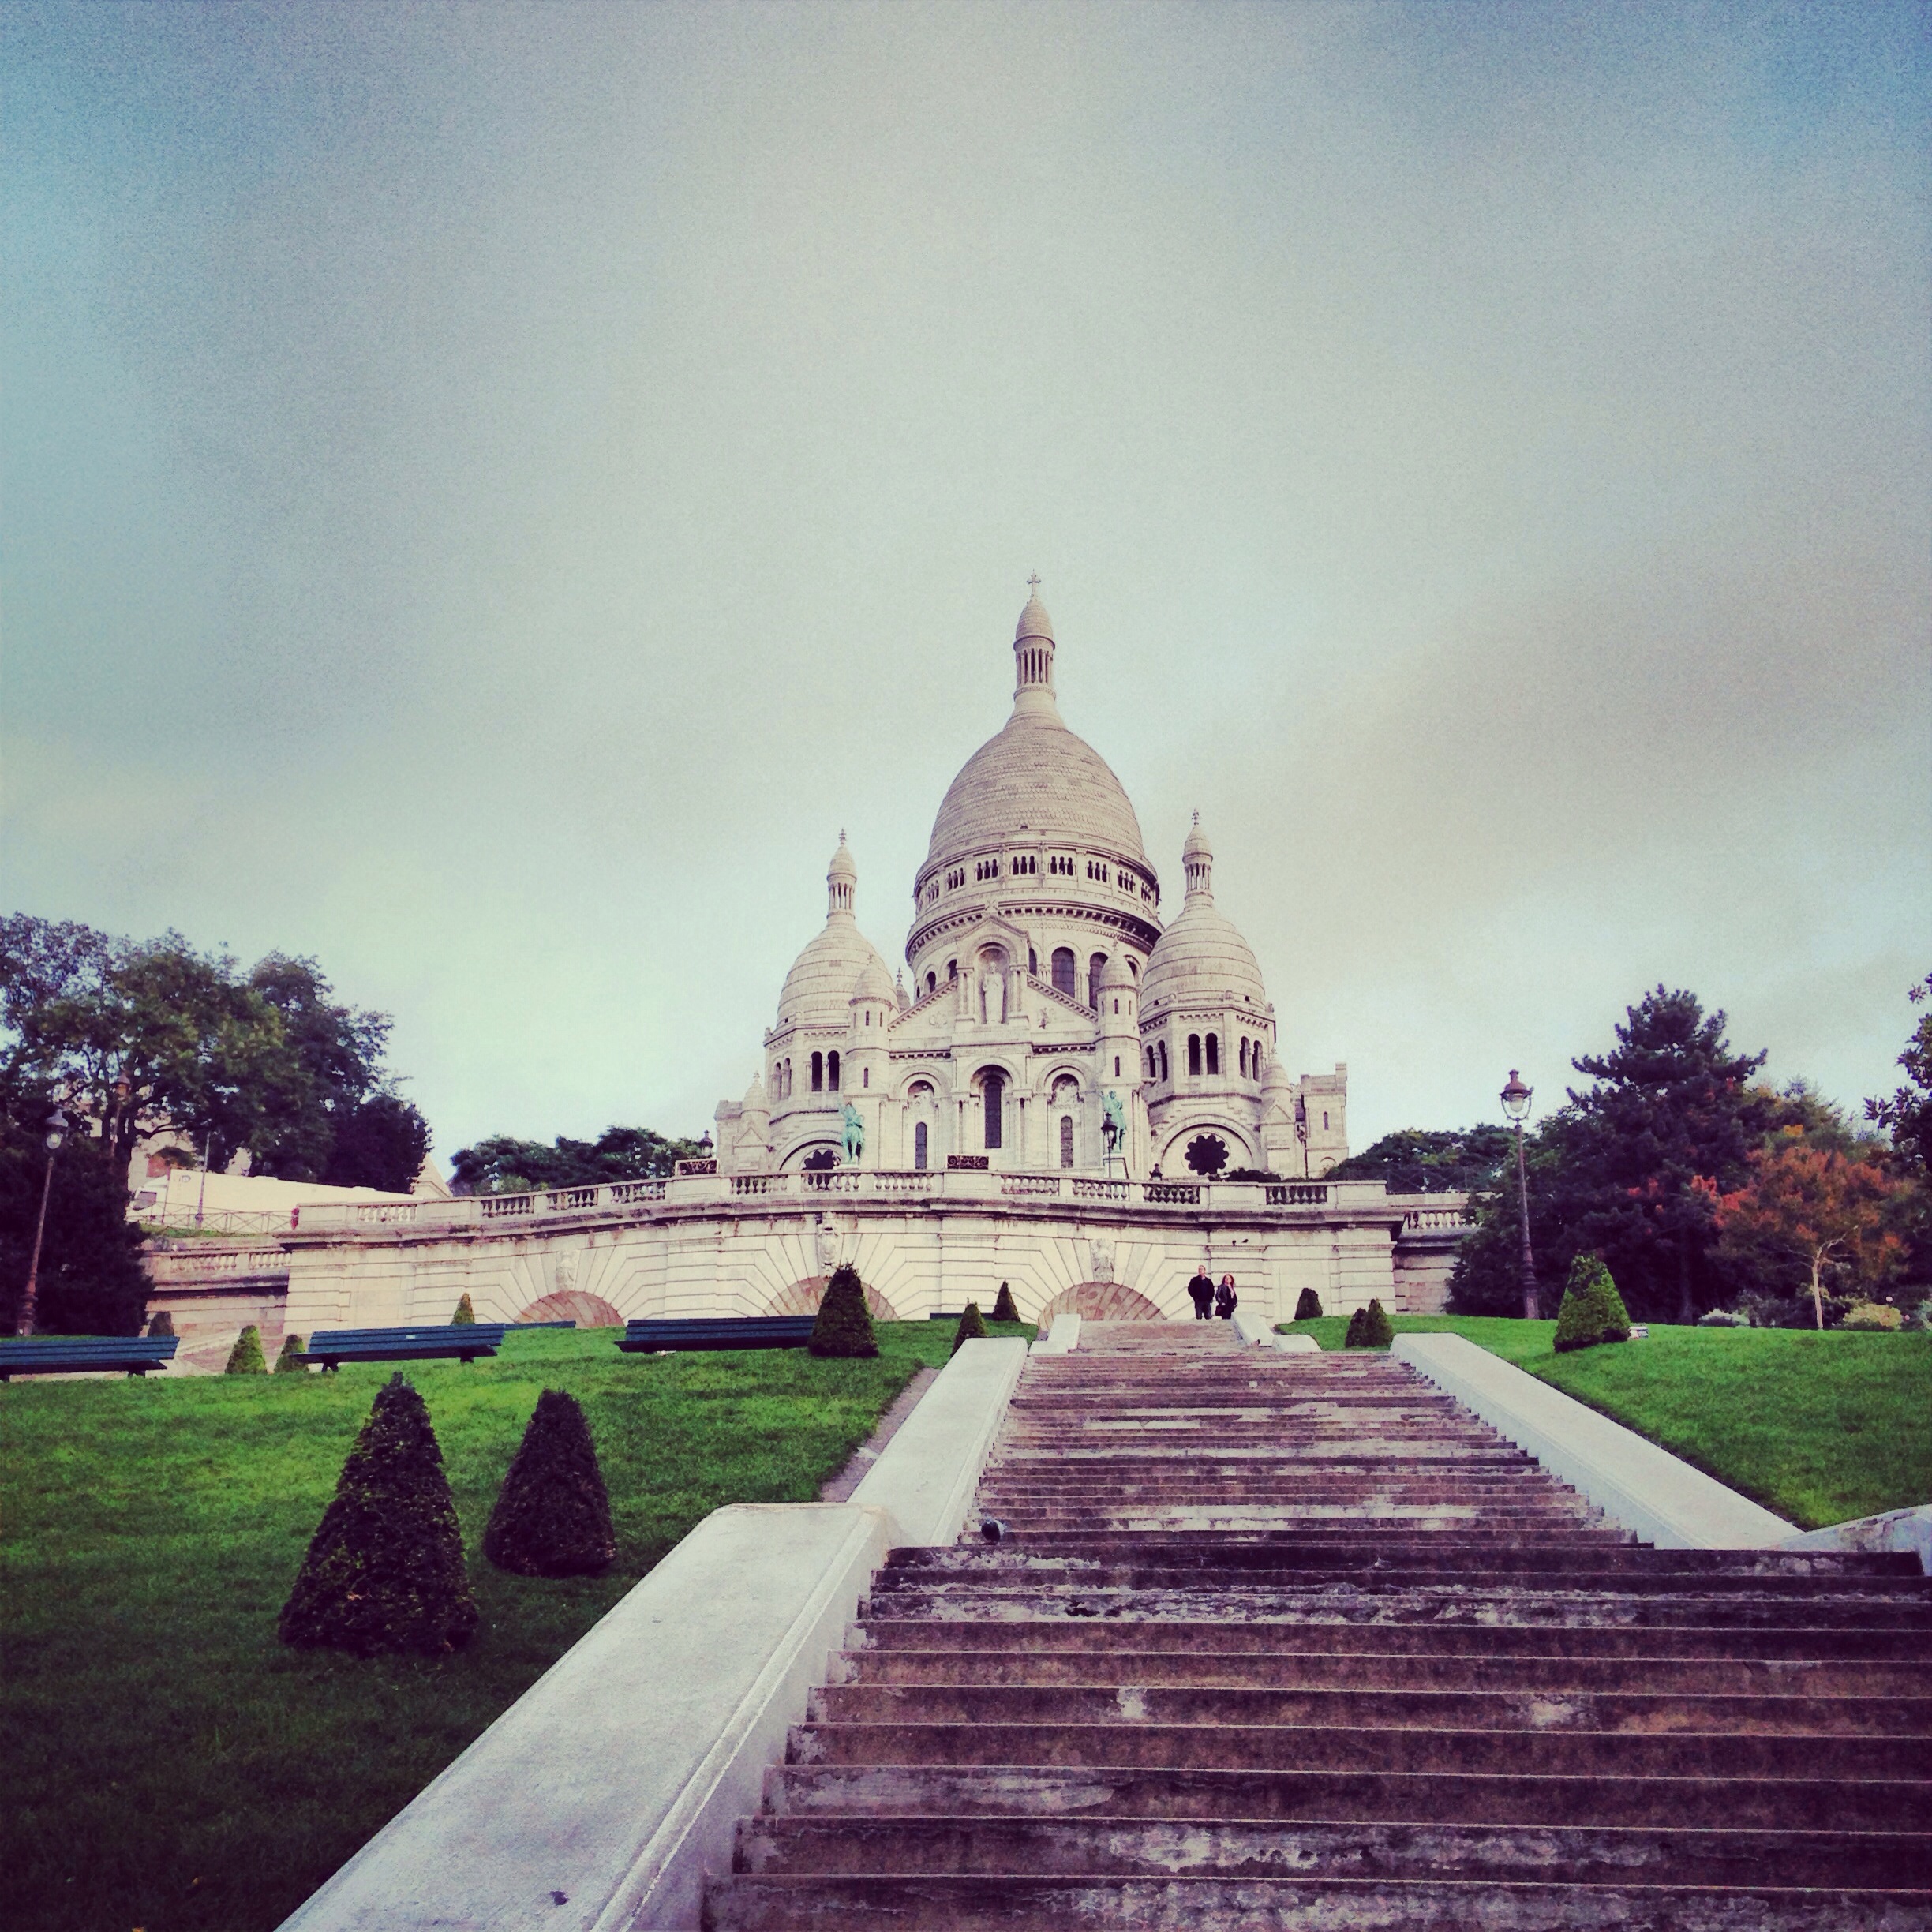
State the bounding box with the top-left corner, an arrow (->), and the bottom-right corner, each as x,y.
616,1316 -> 817,1354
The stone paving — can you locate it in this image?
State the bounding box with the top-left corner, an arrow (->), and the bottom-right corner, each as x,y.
707,1320 -> 1932,1928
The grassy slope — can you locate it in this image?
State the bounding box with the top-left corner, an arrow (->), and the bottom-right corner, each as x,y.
1279,1313 -> 1932,1530
1,1320 -> 1028,1932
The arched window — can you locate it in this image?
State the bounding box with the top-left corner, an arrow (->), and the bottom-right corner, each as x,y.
811,1052 -> 823,1092
947,960 -> 958,981
1159,1042 -> 1170,1082
926,972 -> 936,994
1059,1115 -> 1074,1167
914,1121 -> 928,1170
1187,1035 -> 1201,1077
1050,948 -> 1076,996
1088,953 -> 1106,1006
1206,1034 -> 1219,1076
862,1066 -> 869,1087
982,1072 -> 1005,1150
1239,1039 -> 1249,1078
827,1050 -> 841,1090
1028,948 -> 1038,975
1144,1047 -> 1155,1079
1323,1110 -> 1330,1131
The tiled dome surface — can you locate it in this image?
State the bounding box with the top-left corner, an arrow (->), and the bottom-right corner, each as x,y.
777,915 -> 890,1029
926,711 -> 1148,869
1142,896 -> 1267,1013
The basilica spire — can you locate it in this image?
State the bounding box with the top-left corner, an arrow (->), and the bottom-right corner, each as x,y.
1182,811 -> 1214,900
826,832 -> 856,919
1013,575 -> 1058,717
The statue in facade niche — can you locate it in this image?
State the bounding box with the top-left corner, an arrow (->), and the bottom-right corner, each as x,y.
1101,1090 -> 1126,1158
841,1101 -> 865,1163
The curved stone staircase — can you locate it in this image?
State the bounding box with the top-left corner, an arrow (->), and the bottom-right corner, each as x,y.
707,1320 -> 1931,1929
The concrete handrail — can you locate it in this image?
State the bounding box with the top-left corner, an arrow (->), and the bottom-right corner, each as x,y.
277,1337 -> 1029,1931
1391,1332 -> 1795,1549
1784,1503 -> 1932,1575
1032,1312 -> 1081,1355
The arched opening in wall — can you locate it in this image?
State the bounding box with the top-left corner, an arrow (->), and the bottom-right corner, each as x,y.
1239,1039 -> 1249,1078
1159,1042 -> 1170,1081
1058,1115 -> 1074,1167
811,1052 -> 824,1092
1187,1035 -> 1202,1077
762,1276 -> 901,1320
978,948 -> 1008,1024
914,1121 -> 928,1170
980,1070 -> 1005,1150
516,1290 -> 623,1328
1185,1133 -> 1230,1178
1038,1281 -> 1164,1327
1050,948 -> 1076,997
948,959 -> 958,981
799,1146 -> 840,1170
1205,1033 -> 1219,1076
926,972 -> 936,994
1028,948 -> 1038,975
827,1050 -> 841,1089
1088,953 -> 1106,1006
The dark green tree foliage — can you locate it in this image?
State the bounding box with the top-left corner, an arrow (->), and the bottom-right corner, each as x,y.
448,1126 -> 706,1196
1328,1126 -> 1515,1195
274,1334 -> 307,1372
1867,974 -> 1932,1180
1294,1288 -> 1323,1320
451,1292 -> 476,1326
808,1264 -> 878,1358
1344,1299 -> 1394,1348
483,1389 -> 616,1577
279,1375 -> 478,1656
991,1282 -> 1019,1322
323,1092 -> 431,1194
1552,1253 -> 1633,1353
1451,988 -> 1767,1324
146,1309 -> 174,1337
951,1301 -> 989,1354
224,1324 -> 267,1374
0,1110 -> 150,1333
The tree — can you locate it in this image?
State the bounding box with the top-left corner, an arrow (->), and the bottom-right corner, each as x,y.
1344,1299 -> 1392,1348
951,1301 -> 989,1354
1866,974 -> 1932,1179
274,1334 -> 307,1372
1328,1126 -> 1514,1196
279,1375 -> 478,1655
483,1390 -> 616,1577
0,1106 -> 148,1334
1552,1253 -> 1632,1353
451,1293 -> 476,1326
225,1324 -> 268,1374
1294,1287 -> 1323,1320
991,1282 -> 1019,1322
449,1125 -> 706,1196
808,1264 -> 878,1357
323,1093 -> 431,1193
1713,1137 -> 1914,1329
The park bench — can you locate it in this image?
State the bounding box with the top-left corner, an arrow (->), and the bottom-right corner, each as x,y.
0,1335 -> 181,1381
297,1324 -> 507,1371
616,1316 -> 817,1354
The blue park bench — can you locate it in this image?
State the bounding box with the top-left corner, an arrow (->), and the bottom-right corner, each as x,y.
298,1323 -> 507,1371
0,1334 -> 181,1381
616,1316 -> 817,1354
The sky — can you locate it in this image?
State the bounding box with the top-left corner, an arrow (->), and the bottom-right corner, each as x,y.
5,0 -> 1928,1163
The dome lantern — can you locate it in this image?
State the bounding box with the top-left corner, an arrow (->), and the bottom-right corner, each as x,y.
1013,574 -> 1057,716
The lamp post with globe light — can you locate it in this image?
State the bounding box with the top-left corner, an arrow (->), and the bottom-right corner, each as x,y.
16,1106 -> 69,1336
1500,1071 -> 1539,1321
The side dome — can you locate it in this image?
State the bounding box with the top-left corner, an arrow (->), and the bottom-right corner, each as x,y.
850,957 -> 896,1005
1142,814 -> 1267,1015
776,837 -> 890,1028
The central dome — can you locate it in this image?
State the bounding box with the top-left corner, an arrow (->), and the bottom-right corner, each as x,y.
925,586 -> 1148,870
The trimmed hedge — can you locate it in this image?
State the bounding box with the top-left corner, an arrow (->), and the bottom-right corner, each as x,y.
991,1282 -> 1019,1323
951,1301 -> 989,1355
224,1325 -> 267,1375
279,1374 -> 478,1656
1294,1288 -> 1323,1321
451,1293 -> 477,1327
146,1309 -> 175,1338
483,1388 -> 616,1577
1343,1299 -> 1394,1349
809,1264 -> 878,1358
274,1334 -> 308,1372
1552,1252 -> 1632,1354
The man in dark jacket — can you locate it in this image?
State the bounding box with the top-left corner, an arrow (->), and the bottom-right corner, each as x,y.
1187,1264 -> 1215,1320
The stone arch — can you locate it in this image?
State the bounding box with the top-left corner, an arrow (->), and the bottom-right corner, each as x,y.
762,1275 -> 902,1320
516,1290 -> 623,1327
1157,1121 -> 1256,1174
781,1140 -> 844,1172
1037,1281 -> 1164,1326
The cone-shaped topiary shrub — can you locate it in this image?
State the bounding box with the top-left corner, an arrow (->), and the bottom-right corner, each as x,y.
951,1301 -> 989,1355
451,1292 -> 477,1326
1343,1299 -> 1394,1349
1552,1253 -> 1632,1354
991,1282 -> 1019,1323
224,1324 -> 267,1374
1294,1288 -> 1323,1321
484,1389 -> 616,1577
808,1264 -> 878,1358
146,1309 -> 175,1338
279,1373 -> 478,1655
275,1334 -> 308,1373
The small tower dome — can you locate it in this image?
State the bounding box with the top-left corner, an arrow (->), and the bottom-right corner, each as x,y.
850,957 -> 896,1007
1097,947 -> 1135,994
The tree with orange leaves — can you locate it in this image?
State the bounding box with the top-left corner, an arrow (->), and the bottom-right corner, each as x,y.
1713,1136 -> 1915,1330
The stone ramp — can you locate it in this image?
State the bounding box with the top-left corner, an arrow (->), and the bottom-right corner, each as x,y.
706,1321 -> 1932,1928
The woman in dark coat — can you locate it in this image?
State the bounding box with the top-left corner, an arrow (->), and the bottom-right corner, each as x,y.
1214,1275 -> 1238,1320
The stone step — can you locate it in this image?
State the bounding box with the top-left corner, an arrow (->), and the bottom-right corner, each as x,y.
841,1647 -> 1931,1696
786,1718 -> 1929,1778
709,1870 -> 1932,1930
765,1760 -> 1932,1831
733,1812 -> 1932,1889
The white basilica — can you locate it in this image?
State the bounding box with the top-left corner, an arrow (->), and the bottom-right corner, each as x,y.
714,584 -> 1350,1184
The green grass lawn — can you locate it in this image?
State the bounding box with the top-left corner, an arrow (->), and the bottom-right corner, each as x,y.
1278,1312 -> 1931,1530
1,1319 -> 1028,1932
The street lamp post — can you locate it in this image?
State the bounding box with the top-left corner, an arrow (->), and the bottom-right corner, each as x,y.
1500,1070 -> 1539,1321
17,1106 -> 69,1337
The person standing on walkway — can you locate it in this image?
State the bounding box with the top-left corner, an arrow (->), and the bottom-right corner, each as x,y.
1214,1274 -> 1239,1320
1187,1264 -> 1215,1319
